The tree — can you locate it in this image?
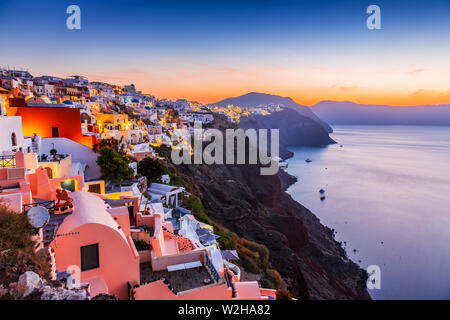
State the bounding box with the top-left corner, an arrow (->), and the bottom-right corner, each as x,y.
96,147 -> 134,184
0,200 -> 51,286
154,145 -> 172,159
137,157 -> 165,183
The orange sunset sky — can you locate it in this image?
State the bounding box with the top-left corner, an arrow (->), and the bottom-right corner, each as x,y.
79,64 -> 450,106
1,0 -> 449,106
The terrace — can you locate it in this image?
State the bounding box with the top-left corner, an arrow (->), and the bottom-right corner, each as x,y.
0,153 -> 26,188
0,155 -> 16,168
38,153 -> 70,162
139,262 -> 216,294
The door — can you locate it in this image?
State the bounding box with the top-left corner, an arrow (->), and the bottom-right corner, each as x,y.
88,183 -> 101,194
128,205 -> 135,226
52,127 -> 59,137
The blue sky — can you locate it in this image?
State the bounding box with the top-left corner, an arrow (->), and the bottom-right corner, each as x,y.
1,0 -> 449,105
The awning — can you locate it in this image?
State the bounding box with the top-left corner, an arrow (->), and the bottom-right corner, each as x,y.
167,261 -> 202,272
221,250 -> 240,261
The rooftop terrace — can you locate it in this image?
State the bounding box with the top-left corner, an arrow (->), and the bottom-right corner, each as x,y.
140,262 -> 215,294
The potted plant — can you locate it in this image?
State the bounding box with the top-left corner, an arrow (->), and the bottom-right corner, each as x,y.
49,148 -> 59,161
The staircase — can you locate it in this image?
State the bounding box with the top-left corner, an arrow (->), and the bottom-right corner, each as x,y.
31,136 -> 41,154
42,213 -> 71,247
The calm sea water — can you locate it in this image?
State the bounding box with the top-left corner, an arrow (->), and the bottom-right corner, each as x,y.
286,125 -> 450,300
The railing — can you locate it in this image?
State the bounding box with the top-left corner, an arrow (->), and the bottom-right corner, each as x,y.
0,155 -> 16,168
224,260 -> 241,281
38,154 -> 70,162
205,254 -> 221,283
224,268 -> 231,288
23,200 -> 55,213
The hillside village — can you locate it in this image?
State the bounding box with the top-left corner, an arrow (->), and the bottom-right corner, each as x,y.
0,68 -> 291,300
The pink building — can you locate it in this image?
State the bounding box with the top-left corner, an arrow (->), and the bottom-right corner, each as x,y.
50,192 -> 140,299
0,151 -> 32,211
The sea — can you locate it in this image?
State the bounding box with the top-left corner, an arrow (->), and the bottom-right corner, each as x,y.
286,125 -> 450,299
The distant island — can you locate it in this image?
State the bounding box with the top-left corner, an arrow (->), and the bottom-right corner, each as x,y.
310,101 -> 450,126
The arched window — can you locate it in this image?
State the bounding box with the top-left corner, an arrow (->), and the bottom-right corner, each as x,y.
11,133 -> 17,147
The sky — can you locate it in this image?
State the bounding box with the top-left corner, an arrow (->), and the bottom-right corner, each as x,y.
0,0 -> 449,106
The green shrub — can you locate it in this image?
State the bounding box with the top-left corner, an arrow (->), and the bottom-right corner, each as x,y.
261,268 -> 282,290
96,147 -> 134,183
216,230 -> 237,250
237,247 -> 262,274
0,201 -> 51,286
137,158 -> 165,183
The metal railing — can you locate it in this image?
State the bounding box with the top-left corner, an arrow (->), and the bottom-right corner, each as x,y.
23,200 -> 55,214
38,154 -> 70,162
224,268 -> 231,288
205,254 -> 221,283
0,155 -> 16,168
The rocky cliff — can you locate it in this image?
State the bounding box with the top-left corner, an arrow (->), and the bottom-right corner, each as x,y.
171,106 -> 368,299
176,160 -> 370,300
239,108 -> 336,159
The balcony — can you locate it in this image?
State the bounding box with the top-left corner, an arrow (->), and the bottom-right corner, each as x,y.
0,155 -> 16,168
140,262 -> 215,294
38,154 -> 70,162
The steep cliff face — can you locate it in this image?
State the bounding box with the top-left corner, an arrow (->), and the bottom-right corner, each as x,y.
239,108 -> 336,159
176,162 -> 370,300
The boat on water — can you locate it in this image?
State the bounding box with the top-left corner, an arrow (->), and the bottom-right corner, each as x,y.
305,158 -> 312,163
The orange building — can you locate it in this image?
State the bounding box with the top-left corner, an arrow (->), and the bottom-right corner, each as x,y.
16,104 -> 96,148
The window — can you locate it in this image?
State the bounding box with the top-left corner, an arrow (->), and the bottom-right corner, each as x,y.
11,133 -> 17,146
88,183 -> 101,194
80,244 -> 99,271
61,179 -> 76,192
52,127 -> 59,137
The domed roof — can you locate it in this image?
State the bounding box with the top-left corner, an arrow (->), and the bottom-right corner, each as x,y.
56,192 -> 128,244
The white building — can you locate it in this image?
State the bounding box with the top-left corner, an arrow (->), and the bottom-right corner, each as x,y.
187,112 -> 214,124
148,183 -> 185,208
35,84 -> 55,97
40,138 -> 101,181
0,116 -> 33,154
